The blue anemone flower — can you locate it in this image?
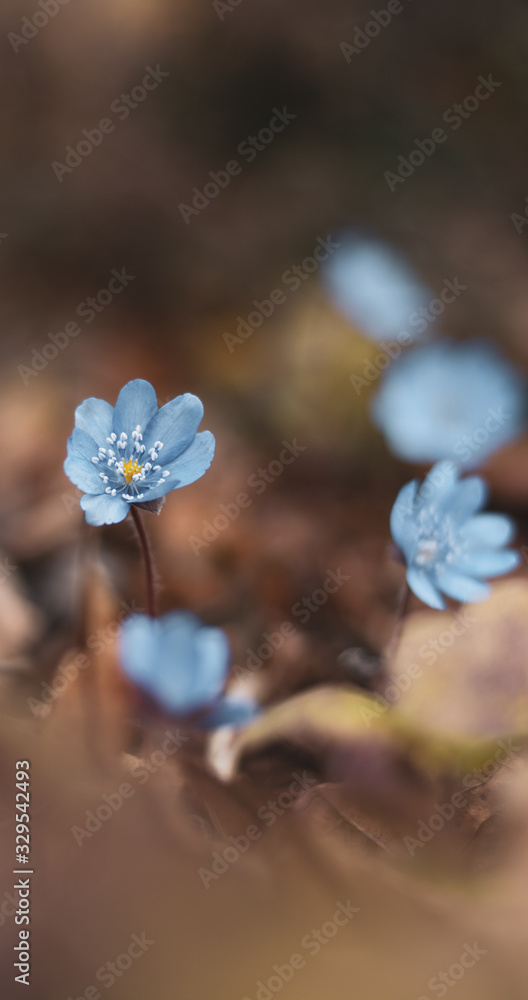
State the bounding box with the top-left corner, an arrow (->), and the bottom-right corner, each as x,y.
323,234 -> 432,342
390,460 -> 520,610
64,379 -> 215,525
372,340 -> 525,467
119,611 -> 259,727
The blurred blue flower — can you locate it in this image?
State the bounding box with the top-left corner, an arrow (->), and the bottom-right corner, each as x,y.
372,340 -> 525,467
64,379 -> 215,525
323,234 -> 432,341
120,611 -> 259,727
390,460 -> 520,610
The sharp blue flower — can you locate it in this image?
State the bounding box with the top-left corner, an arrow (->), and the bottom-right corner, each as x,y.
323,233 -> 432,342
64,379 -> 215,525
119,611 -> 259,727
372,340 -> 525,467
390,460 -> 520,610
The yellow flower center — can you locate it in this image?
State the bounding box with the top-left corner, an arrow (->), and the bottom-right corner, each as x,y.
122,457 -> 142,483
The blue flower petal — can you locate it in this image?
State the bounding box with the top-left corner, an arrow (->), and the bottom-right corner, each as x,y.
192,624 -> 230,704
143,393 -> 205,464
112,379 -> 158,436
452,548 -> 520,579
435,568 -> 490,603
154,614 -> 228,713
419,461 -> 459,506
407,567 -> 446,609
67,427 -> 99,463
64,455 -> 105,494
390,480 -> 419,553
447,476 -> 488,522
120,616 -> 163,689
202,694 -> 260,730
462,513 -> 515,547
74,397 -> 114,447
80,492 -> 130,526
141,431 -> 216,501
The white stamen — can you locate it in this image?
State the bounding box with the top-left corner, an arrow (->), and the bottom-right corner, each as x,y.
143,462 -> 152,472
154,441 -> 164,450
91,457 -> 99,464
106,433 -> 117,444
148,448 -> 158,461
99,473 -> 109,483
162,470 -> 170,478
153,465 -> 161,472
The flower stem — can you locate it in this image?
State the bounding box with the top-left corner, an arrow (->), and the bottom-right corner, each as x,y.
386,580 -> 410,662
130,505 -> 156,617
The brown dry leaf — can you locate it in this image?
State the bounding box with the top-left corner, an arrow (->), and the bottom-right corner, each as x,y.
388,581 -> 528,771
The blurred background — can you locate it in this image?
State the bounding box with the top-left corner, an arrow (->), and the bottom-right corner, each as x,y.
2,0 -> 528,997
